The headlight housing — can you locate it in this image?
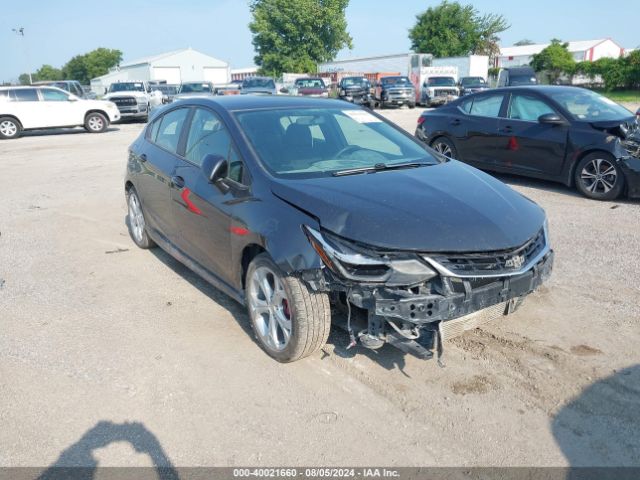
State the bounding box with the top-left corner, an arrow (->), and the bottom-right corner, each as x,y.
302,226 -> 437,286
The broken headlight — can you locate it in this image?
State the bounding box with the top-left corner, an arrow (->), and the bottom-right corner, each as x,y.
302,226 -> 437,286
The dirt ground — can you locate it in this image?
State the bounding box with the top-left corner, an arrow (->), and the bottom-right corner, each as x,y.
1,105 -> 639,470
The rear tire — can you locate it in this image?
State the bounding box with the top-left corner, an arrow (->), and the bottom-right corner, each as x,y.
246,253 -> 331,362
126,187 -> 156,249
574,152 -> 624,200
431,136 -> 457,159
0,117 -> 22,139
84,112 -> 108,133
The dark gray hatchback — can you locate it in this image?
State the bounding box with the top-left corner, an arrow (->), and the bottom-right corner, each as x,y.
125,96 -> 553,362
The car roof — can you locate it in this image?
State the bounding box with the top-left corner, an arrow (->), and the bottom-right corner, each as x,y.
504,67 -> 535,73
486,85 -> 585,95
171,95 -> 359,112
0,85 -> 64,90
32,80 -> 77,85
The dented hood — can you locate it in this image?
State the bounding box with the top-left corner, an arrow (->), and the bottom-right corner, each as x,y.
271,160 -> 545,253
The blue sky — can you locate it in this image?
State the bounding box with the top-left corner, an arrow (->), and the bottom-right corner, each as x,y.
2,0 -> 638,82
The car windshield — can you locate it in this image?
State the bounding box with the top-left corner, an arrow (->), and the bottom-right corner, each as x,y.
381,77 -> 412,86
295,79 -> 325,89
509,75 -> 537,86
179,83 -> 212,93
548,89 -> 633,122
342,77 -> 368,87
428,77 -> 456,86
235,107 -> 438,178
243,78 -> 275,89
109,83 -> 145,92
154,85 -> 178,94
461,77 -> 486,86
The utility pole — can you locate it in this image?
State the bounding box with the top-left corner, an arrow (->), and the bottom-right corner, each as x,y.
12,27 -> 33,85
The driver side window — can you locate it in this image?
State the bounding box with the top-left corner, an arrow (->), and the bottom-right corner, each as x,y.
508,94 -> 556,122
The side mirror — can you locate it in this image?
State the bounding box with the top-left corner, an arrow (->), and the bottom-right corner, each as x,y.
538,113 -> 565,125
68,95 -> 79,102
202,154 -> 228,185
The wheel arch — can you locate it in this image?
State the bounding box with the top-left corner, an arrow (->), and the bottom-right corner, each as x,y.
240,243 -> 267,290
0,114 -> 23,129
568,149 -> 618,187
84,109 -> 110,123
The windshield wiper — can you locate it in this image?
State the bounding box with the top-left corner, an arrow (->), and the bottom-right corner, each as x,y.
332,162 -> 429,177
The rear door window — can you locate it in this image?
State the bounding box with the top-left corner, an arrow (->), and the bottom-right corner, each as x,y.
468,94 -> 505,118
154,108 -> 190,154
14,89 -> 39,102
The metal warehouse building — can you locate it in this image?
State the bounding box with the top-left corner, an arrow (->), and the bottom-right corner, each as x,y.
496,38 -> 625,68
91,48 -> 230,95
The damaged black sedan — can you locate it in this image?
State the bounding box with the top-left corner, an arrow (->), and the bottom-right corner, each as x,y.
125,96 -> 553,362
416,86 -> 640,200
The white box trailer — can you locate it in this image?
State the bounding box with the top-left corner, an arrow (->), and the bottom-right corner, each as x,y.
318,53 -> 419,75
432,55 -> 489,80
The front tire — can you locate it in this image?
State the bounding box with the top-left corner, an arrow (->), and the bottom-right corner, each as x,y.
84,112 -> 108,133
0,117 -> 22,139
431,136 -> 457,159
126,187 -> 156,249
246,253 -> 331,362
574,153 -> 625,200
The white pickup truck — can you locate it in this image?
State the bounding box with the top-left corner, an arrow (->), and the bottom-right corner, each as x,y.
103,81 -> 163,121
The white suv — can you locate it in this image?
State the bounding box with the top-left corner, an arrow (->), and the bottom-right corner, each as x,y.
0,86 -> 120,139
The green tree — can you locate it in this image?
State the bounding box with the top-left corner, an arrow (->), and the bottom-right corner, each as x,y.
624,50 -> 640,88
592,57 -> 626,90
62,48 -> 122,84
18,73 -> 31,85
474,12 -> 510,58
514,39 -> 535,46
409,1 -> 509,58
33,64 -> 64,81
249,0 -> 352,76
530,39 -> 575,83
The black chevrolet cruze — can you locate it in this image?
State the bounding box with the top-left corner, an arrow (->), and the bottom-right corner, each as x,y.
416,86 -> 640,201
125,96 -> 553,362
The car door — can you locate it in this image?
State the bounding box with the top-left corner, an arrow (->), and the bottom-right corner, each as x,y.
170,106 -> 247,285
454,92 -> 507,166
134,107 -> 191,239
39,88 -> 82,126
495,92 -> 569,176
9,88 -> 41,128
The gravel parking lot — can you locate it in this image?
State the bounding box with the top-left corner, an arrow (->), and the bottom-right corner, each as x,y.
1,106 -> 639,469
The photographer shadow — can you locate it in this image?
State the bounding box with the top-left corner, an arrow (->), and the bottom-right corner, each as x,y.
37,421 -> 179,480
553,364 -> 640,477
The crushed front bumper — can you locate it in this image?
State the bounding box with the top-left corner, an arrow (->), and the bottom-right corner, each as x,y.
352,250 -> 553,324
619,155 -> 640,198
304,248 -> 553,360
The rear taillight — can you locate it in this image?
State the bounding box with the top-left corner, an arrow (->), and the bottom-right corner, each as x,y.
417,116 -> 426,126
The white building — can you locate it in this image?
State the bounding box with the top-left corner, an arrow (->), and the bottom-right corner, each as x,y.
496,39 -> 625,68
91,48 -> 230,95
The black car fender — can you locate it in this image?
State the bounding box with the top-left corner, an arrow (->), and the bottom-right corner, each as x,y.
564,130 -> 628,186
229,193 -> 323,292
